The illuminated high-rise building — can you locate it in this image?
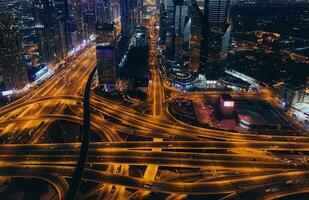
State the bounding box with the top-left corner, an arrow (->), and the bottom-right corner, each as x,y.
96,22 -> 117,90
165,0 -> 176,60
231,0 -> 309,6
54,0 -> 71,52
0,14 -> 29,90
34,0 -> 87,59
201,0 -> 231,80
183,1 -> 203,73
70,0 -> 85,45
84,0 -> 96,36
136,0 -> 143,27
156,0 -> 161,10
117,0 -> 139,67
174,0 -> 188,35
96,0 -> 112,23
159,1 -> 167,43
205,0 -> 230,28
120,0 -> 136,38
33,0 -> 67,62
164,0 -> 189,61
96,0 -> 121,24
174,0 -> 188,62
111,0 -> 121,22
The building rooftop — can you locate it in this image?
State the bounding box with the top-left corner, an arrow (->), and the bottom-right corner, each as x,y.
220,94 -> 234,101
0,12 -> 13,30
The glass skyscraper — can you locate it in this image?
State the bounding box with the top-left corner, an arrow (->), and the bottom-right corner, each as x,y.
0,14 -> 29,90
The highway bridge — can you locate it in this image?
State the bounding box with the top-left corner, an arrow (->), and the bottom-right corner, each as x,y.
0,16 -> 309,200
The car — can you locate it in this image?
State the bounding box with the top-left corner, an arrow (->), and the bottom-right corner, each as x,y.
265,187 -> 279,193
143,184 -> 150,189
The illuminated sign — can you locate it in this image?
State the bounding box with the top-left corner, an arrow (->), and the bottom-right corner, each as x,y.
97,43 -> 111,47
224,101 -> 234,107
2,90 -> 13,96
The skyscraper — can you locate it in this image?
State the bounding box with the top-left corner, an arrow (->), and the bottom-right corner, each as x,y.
33,0 -> 65,63
120,0 -> 136,38
96,22 -> 117,89
205,0 -> 230,28
174,0 -> 188,36
201,0 -> 231,80
33,0 -> 87,62
162,0 -> 190,62
0,14 -> 29,90
70,0 -> 85,46
96,0 -> 113,23
54,0 -> 71,52
111,0 -> 121,22
136,0 -> 144,27
174,0 -> 188,62
165,0 -> 177,61
159,1 -> 167,44
83,0 -> 96,36
156,0 -> 161,11
183,1 -> 203,73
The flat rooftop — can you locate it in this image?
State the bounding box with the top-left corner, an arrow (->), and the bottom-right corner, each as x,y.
220,94 -> 234,101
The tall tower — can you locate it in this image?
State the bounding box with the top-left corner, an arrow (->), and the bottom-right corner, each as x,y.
33,0 -> 65,63
136,0 -> 143,27
205,0 -> 230,29
174,0 -> 188,62
84,0 -> 96,36
71,0 -> 85,45
159,1 -> 167,43
120,0 -> 136,38
165,0 -> 176,61
96,0 -> 112,23
164,0 -> 189,62
96,22 -> 117,90
183,0 -> 203,73
0,14 -> 29,90
201,0 -> 231,80
54,0 -> 71,53
156,0 -> 161,11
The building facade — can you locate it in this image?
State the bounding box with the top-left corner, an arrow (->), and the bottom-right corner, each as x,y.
279,84 -> 308,108
33,0 -> 67,63
201,0 -> 231,80
96,22 -> 117,89
183,1 -> 203,73
0,14 -> 29,90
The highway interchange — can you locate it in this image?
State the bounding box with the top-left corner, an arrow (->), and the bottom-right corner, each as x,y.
0,17 -> 308,200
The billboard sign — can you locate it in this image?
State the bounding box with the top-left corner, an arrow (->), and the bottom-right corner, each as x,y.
2,90 -> 13,96
224,101 -> 234,107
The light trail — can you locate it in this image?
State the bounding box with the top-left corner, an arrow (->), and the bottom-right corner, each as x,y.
0,18 -> 308,200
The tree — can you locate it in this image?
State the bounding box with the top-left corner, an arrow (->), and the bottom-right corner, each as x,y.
115,78 -> 129,93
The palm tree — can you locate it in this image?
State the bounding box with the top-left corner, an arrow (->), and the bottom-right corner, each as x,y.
115,78 -> 129,93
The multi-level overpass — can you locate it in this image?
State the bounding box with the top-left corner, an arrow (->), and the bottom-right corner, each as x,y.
0,17 -> 308,200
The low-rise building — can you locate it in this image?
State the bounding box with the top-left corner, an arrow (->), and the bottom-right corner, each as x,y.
279,83 -> 307,108
219,94 -> 235,117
